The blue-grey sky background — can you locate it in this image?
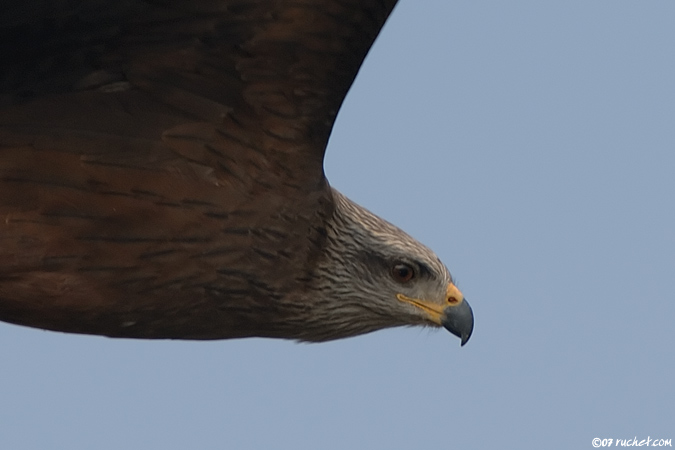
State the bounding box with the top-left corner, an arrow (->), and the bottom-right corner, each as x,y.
2,1 -> 673,449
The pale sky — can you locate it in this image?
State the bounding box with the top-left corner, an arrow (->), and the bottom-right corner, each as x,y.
2,1 -> 673,449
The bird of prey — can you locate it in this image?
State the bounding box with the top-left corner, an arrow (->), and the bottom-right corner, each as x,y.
0,0 -> 473,345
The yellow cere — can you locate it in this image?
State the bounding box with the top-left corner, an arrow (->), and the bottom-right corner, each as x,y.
396,283 -> 464,325
446,283 -> 464,305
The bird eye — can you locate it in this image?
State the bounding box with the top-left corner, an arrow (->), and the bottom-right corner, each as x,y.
391,263 -> 415,283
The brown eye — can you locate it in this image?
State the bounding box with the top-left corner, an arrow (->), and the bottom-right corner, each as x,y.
391,263 -> 415,283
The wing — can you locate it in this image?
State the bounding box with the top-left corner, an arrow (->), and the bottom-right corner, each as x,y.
0,0 -> 398,338
1,0 -> 398,188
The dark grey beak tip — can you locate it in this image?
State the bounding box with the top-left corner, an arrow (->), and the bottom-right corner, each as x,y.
441,298 -> 474,347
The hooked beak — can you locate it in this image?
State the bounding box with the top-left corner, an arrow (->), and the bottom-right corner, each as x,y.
441,297 -> 473,346
397,283 -> 474,346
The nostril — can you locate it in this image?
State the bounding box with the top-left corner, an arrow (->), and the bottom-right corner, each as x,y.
447,297 -> 459,305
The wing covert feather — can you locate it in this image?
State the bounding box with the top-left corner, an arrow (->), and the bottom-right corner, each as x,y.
0,0 -> 398,338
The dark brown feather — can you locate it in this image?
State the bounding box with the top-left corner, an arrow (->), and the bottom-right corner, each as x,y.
0,0 -> 398,338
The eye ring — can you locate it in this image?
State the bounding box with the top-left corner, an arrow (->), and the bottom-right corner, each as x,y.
391,262 -> 415,283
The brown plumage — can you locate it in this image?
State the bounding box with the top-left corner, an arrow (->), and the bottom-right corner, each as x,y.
0,0 -> 473,344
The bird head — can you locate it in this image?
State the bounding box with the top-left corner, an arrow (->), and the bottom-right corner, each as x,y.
307,189 -> 473,345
